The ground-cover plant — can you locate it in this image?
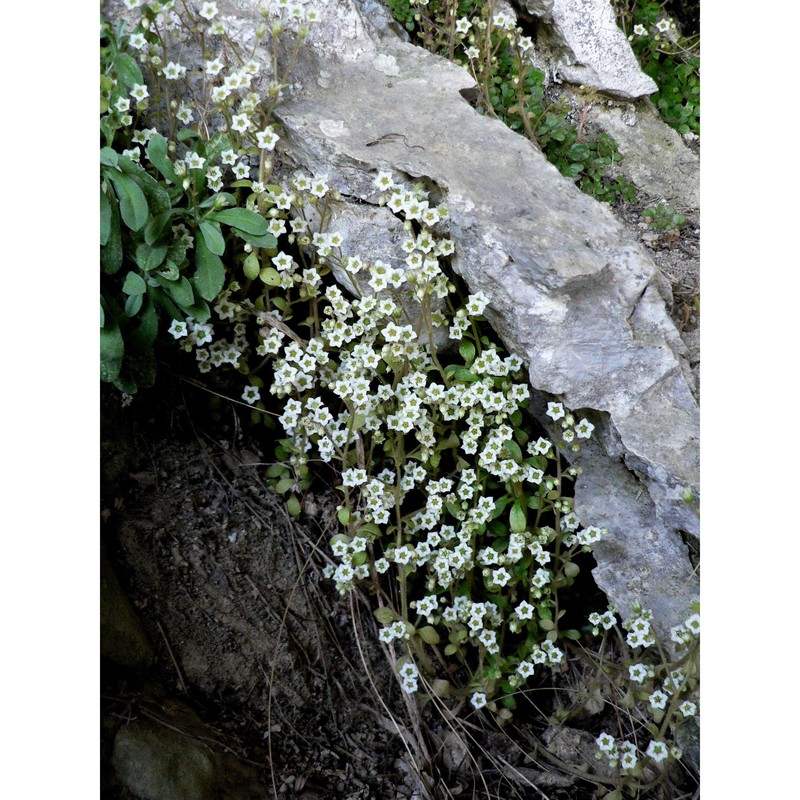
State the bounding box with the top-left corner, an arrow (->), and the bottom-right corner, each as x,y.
386,0 -> 636,204
614,0 -> 700,135
101,3 -> 699,794
642,201 -> 686,232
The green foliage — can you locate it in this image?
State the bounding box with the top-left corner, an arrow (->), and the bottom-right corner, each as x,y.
614,1 -> 700,135
99,18 -> 278,393
386,0 -> 418,31
643,201 -> 686,231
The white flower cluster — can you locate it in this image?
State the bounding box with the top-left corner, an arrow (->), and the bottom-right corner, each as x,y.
607,607 -> 700,767
130,51 -> 608,716
398,660 -> 419,694
450,6 -> 538,71
596,732 -> 680,770
204,174 -> 604,701
119,1 -> 315,193
596,732 -> 642,770
623,607 -> 657,649
670,611 -> 700,646
588,608 -> 617,634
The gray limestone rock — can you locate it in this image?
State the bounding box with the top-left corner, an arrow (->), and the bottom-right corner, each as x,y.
112,721 -> 217,800
110,708 -> 270,800
586,98 -> 700,208
535,0 -> 658,98
515,0 -> 556,19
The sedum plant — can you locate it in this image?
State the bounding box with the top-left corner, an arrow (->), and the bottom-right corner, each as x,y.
643,201 -> 686,232
101,2 -> 699,794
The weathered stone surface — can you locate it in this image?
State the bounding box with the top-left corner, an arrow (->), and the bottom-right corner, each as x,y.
525,392 -> 697,647
543,726 -> 616,779
586,98 -> 700,208
573,428 -> 698,638
516,0 -> 556,19
314,200 -> 450,343
110,698 -> 271,800
112,720 -> 217,800
529,0 -> 658,98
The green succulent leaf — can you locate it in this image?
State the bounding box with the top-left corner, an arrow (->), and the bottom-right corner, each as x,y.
202,131 -> 233,166
100,188 -> 112,246
144,211 -> 174,246
122,271 -> 147,296
117,157 -> 172,216
135,242 -> 168,272
157,274 -> 194,309
234,229 -> 278,249
418,626 -> 441,645
564,561 -> 580,578
199,192 -> 237,210
100,147 -> 118,168
124,293 -> 144,317
101,189 -> 123,275
374,606 -> 396,626
459,339 -> 476,365
286,494 -> 302,517
259,266 -> 282,287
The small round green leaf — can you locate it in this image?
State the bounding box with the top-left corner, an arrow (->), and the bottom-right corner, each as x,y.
259,266 -> 281,287
122,271 -> 147,296
418,626 -> 441,645
564,561 -> 580,578
286,494 -> 302,517
509,501 -> 527,533
243,252 -> 261,280
374,606 -> 396,625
